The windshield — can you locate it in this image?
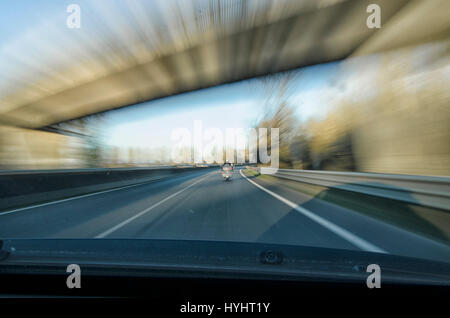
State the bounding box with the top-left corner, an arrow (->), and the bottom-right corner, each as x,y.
0,0 -> 449,292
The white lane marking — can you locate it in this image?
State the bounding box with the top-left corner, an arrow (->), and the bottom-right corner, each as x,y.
0,180 -> 166,216
0,172 -> 210,216
239,169 -> 387,254
95,172 -> 212,238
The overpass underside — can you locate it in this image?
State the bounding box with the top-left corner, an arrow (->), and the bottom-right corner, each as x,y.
0,0 -> 427,129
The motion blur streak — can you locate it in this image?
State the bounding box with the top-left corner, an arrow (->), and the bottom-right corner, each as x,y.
0,0 -> 450,267
0,0 -> 449,176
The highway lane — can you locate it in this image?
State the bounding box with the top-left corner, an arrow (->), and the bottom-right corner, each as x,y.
0,169 -> 213,238
0,167 -> 449,263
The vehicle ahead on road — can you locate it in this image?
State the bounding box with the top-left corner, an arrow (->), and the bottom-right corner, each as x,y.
222,169 -> 232,181
221,162 -> 233,181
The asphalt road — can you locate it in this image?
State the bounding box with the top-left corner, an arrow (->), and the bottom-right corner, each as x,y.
0,168 -> 449,263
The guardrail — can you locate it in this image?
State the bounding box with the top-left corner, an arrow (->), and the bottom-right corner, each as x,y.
247,167 -> 450,211
0,166 -> 215,212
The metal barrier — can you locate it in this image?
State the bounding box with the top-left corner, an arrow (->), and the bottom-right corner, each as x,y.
247,167 -> 450,211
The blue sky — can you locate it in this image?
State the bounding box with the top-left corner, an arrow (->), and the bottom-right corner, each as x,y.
0,0 -> 81,45
101,61 -> 342,149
